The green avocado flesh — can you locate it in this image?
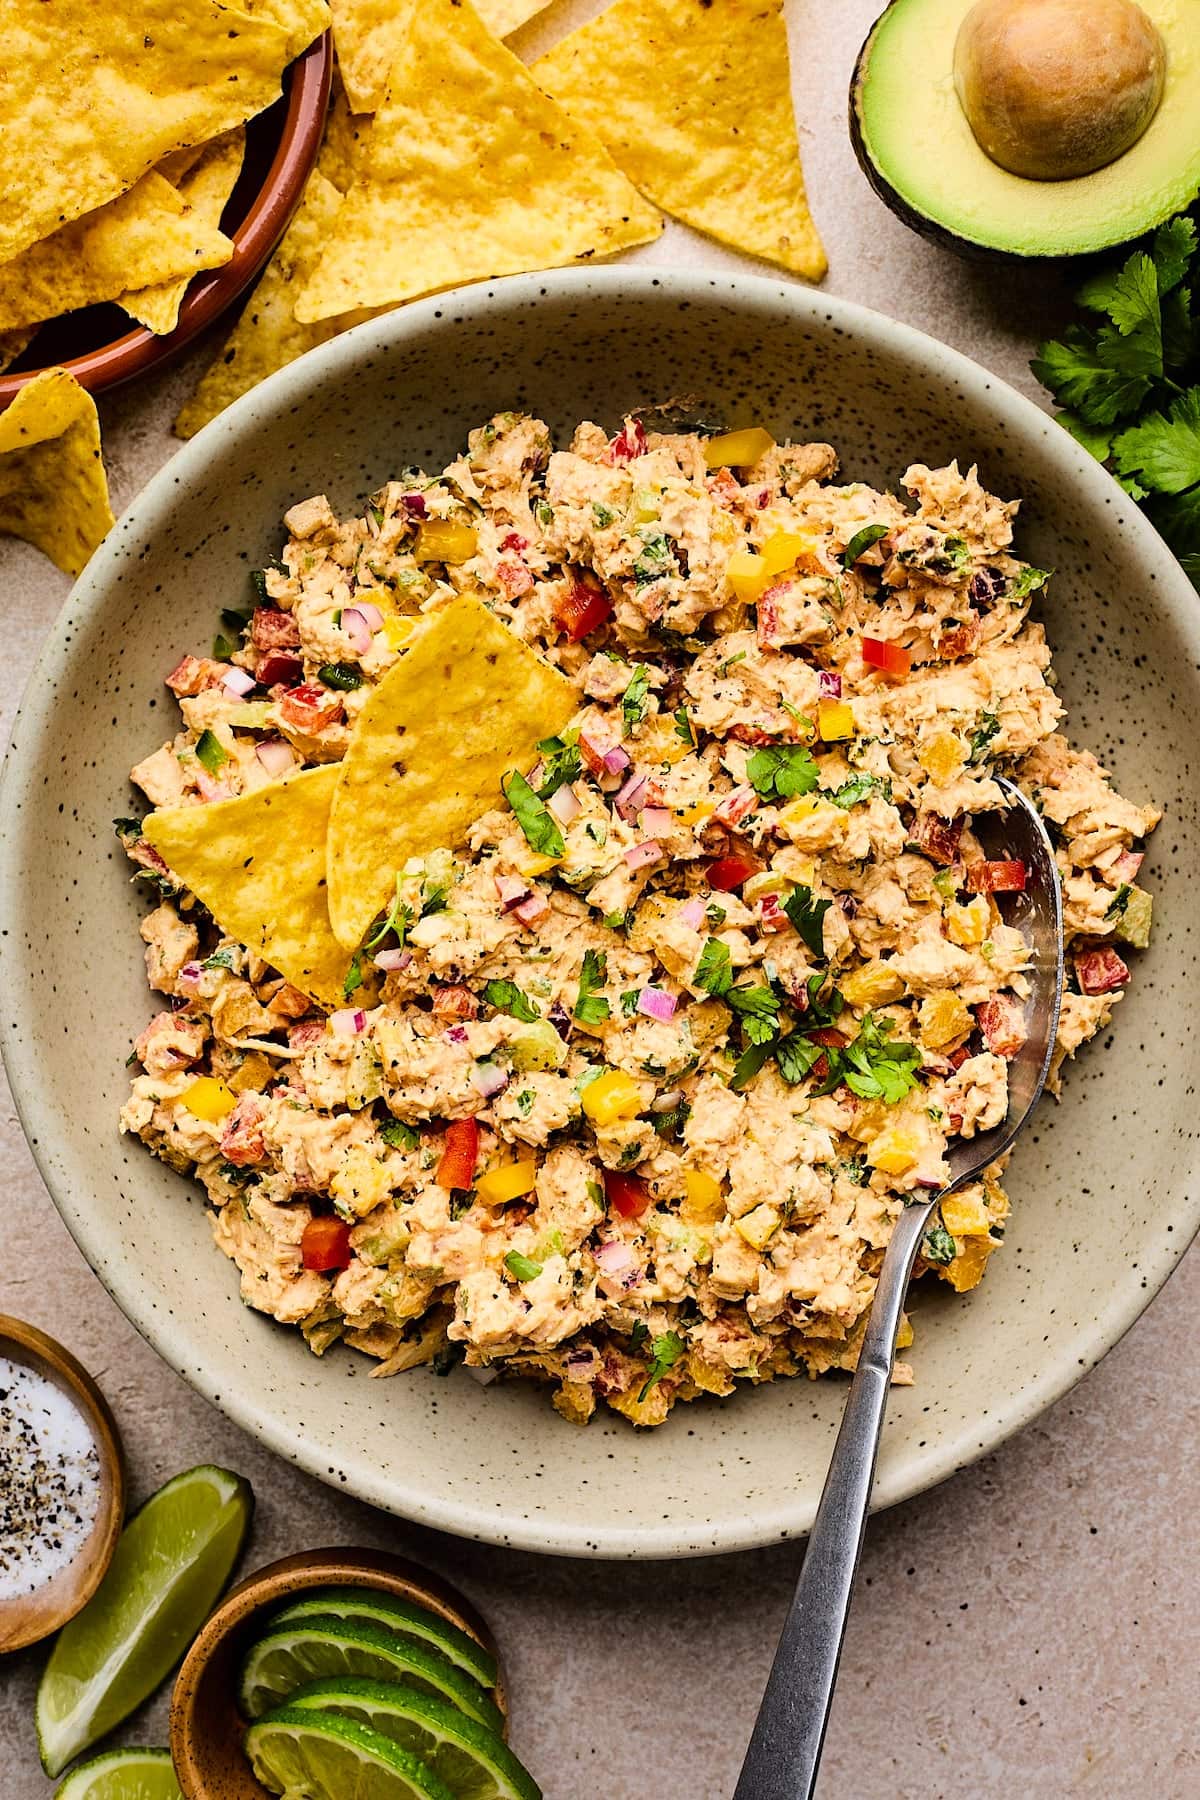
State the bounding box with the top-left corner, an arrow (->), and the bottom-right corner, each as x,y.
852,0 -> 1200,256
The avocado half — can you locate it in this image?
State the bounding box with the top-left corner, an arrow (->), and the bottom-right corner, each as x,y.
850,0 -> 1200,258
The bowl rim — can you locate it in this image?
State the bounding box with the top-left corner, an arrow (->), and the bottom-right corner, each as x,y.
0,33 -> 332,409
3,264 -> 1198,1559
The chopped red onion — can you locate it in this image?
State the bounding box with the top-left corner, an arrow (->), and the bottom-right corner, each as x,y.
443,1024 -> 469,1045
624,839 -> 663,871
331,1008 -> 365,1037
640,805 -> 672,836
564,1347 -> 598,1374
595,1240 -> 635,1275
678,898 -> 706,930
513,891 -> 550,927
373,947 -> 412,972
179,962 -> 202,987
637,986 -> 677,1021
819,670 -> 842,699
495,874 -> 531,912
547,1002 -> 572,1040
526,761 -> 545,790
341,606 -> 373,655
615,771 -> 649,820
547,782 -> 581,825
603,744 -> 632,776
221,666 -> 256,697
651,1087 -> 684,1112
471,1061 -> 509,1098
256,738 -> 296,777
401,492 -> 427,518
354,600 -> 384,632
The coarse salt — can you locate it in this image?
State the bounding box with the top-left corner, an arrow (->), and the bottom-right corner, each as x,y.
0,1357 -> 102,1601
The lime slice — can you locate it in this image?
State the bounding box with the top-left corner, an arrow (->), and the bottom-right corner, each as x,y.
284,1679 -> 540,1800
238,1616 -> 504,1735
271,1587 -> 497,1690
54,1747 -> 182,1800
37,1465 -> 253,1778
245,1707 -> 455,1800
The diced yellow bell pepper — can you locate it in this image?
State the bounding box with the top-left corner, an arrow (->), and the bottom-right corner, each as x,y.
516,851 -> 561,878
760,529 -> 816,576
773,849 -> 816,886
918,992 -> 974,1049
841,961 -> 906,1010
777,795 -> 846,850
724,546 -> 770,604
742,871 -> 786,904
919,730 -> 966,784
941,1234 -> 993,1292
682,1169 -> 726,1224
413,518 -> 478,564
867,1127 -> 920,1176
679,800 -> 714,828
817,699 -> 855,741
581,1067 -> 642,1125
703,427 -> 774,469
331,1144 -> 394,1218
735,1202 -> 781,1249
476,1159 -> 539,1205
940,1191 -> 992,1236
180,1076 -> 237,1123
946,895 -> 990,946
896,1313 -> 914,1350
629,487 -> 659,525
381,614 -> 416,650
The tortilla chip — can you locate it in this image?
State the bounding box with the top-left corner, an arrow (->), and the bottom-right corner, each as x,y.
0,369 -> 115,577
1,1 -> 298,266
0,173 -> 235,334
0,331 -> 34,375
318,71 -> 372,194
327,594 -> 577,949
242,0 -> 332,56
330,0 -> 550,113
535,0 -> 827,281
174,171 -> 376,440
295,0 -> 660,323
143,767 -> 352,1007
121,132 -> 247,337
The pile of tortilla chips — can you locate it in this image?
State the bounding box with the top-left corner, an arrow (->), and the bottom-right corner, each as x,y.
174,0 -> 826,435
143,595 -> 576,1005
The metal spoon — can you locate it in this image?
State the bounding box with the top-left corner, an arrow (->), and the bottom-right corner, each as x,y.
734,776 -> 1063,1800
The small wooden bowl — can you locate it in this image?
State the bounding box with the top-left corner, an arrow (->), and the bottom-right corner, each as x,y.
0,33 -> 332,408
0,1316 -> 125,1653
170,1547 -> 508,1799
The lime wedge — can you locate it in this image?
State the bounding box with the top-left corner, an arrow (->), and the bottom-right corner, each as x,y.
283,1679 -> 541,1800
54,1747 -> 182,1800
245,1708 -> 455,1800
271,1587 -> 497,1690
238,1616 -> 504,1735
37,1465 -> 253,1778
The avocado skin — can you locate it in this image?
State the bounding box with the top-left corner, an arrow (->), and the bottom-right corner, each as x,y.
848,0 -> 1196,263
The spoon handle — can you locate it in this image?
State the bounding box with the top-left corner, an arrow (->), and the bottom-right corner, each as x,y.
732,1197 -> 934,1800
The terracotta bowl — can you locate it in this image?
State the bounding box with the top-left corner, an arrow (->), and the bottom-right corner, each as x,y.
169,1547 -> 508,1799
0,1315 -> 125,1652
0,34 -> 331,409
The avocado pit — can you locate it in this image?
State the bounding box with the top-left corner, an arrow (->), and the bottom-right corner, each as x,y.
953,0 -> 1166,180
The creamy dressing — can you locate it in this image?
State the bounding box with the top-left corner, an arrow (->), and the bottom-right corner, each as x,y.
0,1357 -> 101,1600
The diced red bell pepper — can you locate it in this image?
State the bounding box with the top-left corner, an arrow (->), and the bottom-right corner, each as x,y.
947,1044 -> 972,1070
759,893 -> 788,934
727,722 -> 784,747
939,617 -> 980,659
966,860 -> 1027,894
301,1215 -> 352,1272
1110,849 -> 1144,884
553,579 -> 613,642
431,984 -> 480,1023
1075,947 -> 1130,995
166,654 -> 226,697
713,785 -> 759,828
976,996 -> 1027,1059
500,530 -> 529,553
278,683 -> 344,733
437,1117 -> 479,1190
910,812 -> 963,866
251,606 -> 301,651
862,636 -> 912,677
706,852 -> 760,891
219,1094 -> 266,1166
605,1170 -> 650,1219
608,419 -> 647,465
256,650 -> 304,688
496,559 -> 534,599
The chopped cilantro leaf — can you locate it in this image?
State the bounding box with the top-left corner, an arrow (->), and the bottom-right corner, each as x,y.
674,706 -> 695,745
694,938 -> 733,997
727,984 -> 781,1045
1105,883 -> 1132,920
1009,566 -> 1051,599
342,952 -> 364,1000
620,989 -> 641,1016
730,1040 -> 774,1091
505,1251 -> 543,1282
534,498 -> 554,529
830,773 -> 889,809
652,1099 -> 691,1140
967,710 -> 1001,764
629,1320 -> 649,1351
194,729 -> 228,775
212,632 -> 237,660
317,661 -> 363,691
842,523 -> 890,568
364,879 -> 412,952
746,743 -> 819,801
621,664 -> 652,728
775,1030 -> 828,1086
922,1224 -> 957,1266
483,979 -> 540,1022
501,768 -> 565,858
716,650 -> 747,678
637,1330 -> 684,1403
201,948 -> 234,970
535,735 -> 582,798
593,501 -> 617,528
632,527 -> 676,588
705,901 -> 727,927
782,884 -> 831,959
379,1117 -> 419,1150
574,948 -> 610,1025
840,1013 -> 922,1105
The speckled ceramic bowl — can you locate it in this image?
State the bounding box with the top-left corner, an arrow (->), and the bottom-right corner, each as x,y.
2,270 -> 1196,1559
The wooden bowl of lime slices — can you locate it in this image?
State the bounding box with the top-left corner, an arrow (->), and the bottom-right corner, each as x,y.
170,1546 -> 529,1800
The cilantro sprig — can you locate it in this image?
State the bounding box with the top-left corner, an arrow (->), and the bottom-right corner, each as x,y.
637,1330 -> 684,1403
484,979 -> 540,1022
746,744 -> 819,801
574,948 -> 610,1024
1033,213 -> 1200,584
501,767 -> 564,858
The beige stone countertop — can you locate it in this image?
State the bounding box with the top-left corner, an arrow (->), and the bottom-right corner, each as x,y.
2,2 -> 1198,1793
